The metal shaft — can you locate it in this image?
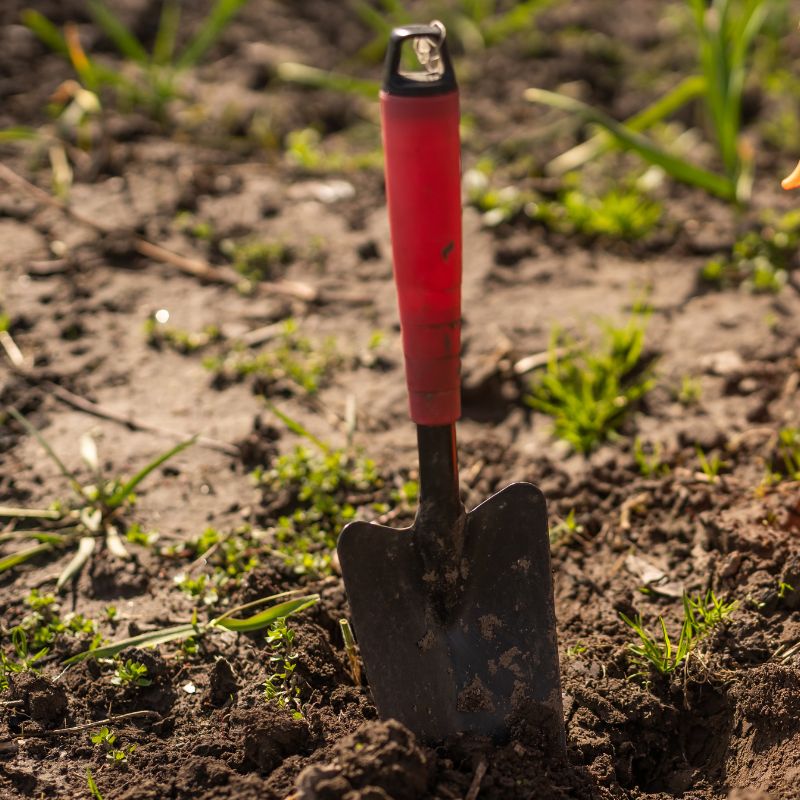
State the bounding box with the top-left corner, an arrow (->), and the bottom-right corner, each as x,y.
415,424 -> 466,619
416,424 -> 460,515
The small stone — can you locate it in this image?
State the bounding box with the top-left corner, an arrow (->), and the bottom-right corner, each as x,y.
699,350 -> 744,376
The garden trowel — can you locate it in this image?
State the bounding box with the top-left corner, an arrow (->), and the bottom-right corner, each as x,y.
337,24 -> 564,746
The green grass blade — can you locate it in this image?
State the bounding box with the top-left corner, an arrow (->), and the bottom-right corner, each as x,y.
210,588 -> 312,623
0,541 -> 54,572
659,616 -> 672,666
176,0 -> 250,69
483,0 -> 554,46
547,75 -> 706,175
21,9 -> 69,56
0,126 -> 40,142
267,404 -> 330,453
8,408 -> 85,499
86,0 -> 149,64
153,0 -> 181,65
106,437 -> 196,509
212,594 -> 319,632
276,62 -> 380,99
56,535 -> 95,592
349,0 -> 395,35
86,768 -> 104,800
0,530 -> 69,544
64,622 -> 198,663
0,505 -> 62,520
25,14 -> 125,95
524,88 -> 735,201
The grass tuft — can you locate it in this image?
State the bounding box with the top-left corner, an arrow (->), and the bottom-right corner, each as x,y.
525,315 -> 655,454
526,0 -> 775,203
203,319 -> 338,396
23,0 -> 251,119
701,209 -> 800,293
620,589 -> 736,679
0,410 -> 194,590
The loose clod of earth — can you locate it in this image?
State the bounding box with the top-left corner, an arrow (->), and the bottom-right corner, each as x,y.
1,0 -> 800,798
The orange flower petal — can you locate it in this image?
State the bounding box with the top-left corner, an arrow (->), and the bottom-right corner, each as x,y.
781,159 -> 800,190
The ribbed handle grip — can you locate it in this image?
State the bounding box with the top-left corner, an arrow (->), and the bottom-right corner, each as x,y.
380,87 -> 462,425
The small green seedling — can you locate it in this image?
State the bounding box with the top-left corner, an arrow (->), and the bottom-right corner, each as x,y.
283,127 -> 382,173
90,726 -> 116,747
90,727 -> 134,763
531,183 -> 663,241
676,375 -> 702,406
466,166 -> 662,239
549,509 -> 584,547
0,628 -> 48,690
526,315 -> 654,454
776,428 -> 800,481
0,409 -> 193,590
620,589 -> 736,679
565,643 -> 588,658
172,525 -> 261,606
144,315 -> 221,354
634,438 -> 670,478
221,238 -> 293,283
111,659 -> 152,688
125,523 -> 159,547
265,617 -> 303,718
17,589 -> 101,653
701,209 -> 800,293
339,618 -> 362,686
254,408 -> 382,574
203,319 -> 339,396
174,212 -> 214,241
778,581 -> 795,600
696,447 -> 727,482
760,427 -> 800,489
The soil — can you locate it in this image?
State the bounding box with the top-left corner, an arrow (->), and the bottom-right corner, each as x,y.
1,1 -> 800,799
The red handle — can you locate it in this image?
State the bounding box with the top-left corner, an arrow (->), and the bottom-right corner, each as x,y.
381,88 -> 462,426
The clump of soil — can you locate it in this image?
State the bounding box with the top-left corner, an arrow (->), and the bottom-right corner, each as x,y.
295,719 -> 432,800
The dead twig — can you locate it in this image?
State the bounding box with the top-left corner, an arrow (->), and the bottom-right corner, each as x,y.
17,709 -> 160,739
513,346 -> 572,376
465,757 -> 488,800
46,381 -> 240,457
132,237 -> 243,286
773,640 -> 800,664
237,321 -> 286,348
0,163 -> 316,302
0,330 -> 26,369
619,491 -> 651,531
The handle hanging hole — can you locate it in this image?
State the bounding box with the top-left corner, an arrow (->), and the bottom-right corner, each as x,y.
411,20 -> 446,76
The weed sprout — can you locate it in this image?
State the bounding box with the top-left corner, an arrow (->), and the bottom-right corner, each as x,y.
526,315 -> 655,454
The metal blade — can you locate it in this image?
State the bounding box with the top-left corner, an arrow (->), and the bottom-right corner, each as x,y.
337,482 -> 564,745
